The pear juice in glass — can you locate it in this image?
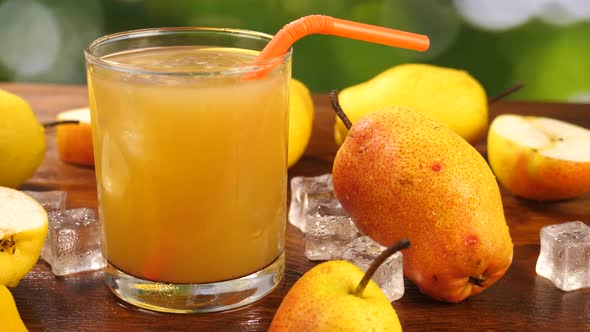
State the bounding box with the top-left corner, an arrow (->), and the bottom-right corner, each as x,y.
85,28 -> 290,313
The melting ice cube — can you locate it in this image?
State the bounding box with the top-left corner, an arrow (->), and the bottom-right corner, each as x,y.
289,174 -> 338,232
338,236 -> 404,302
41,208 -> 106,276
305,213 -> 360,261
24,190 -> 67,212
536,221 -> 590,291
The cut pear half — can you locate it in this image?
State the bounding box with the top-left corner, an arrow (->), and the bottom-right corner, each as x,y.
0,187 -> 48,287
57,107 -> 91,123
56,107 -> 95,166
491,114 -> 590,162
488,114 -> 590,201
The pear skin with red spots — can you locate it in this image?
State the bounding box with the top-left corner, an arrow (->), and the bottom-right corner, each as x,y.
332,106 -> 513,303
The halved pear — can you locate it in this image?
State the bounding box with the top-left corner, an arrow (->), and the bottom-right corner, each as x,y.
0,187 -> 48,287
488,114 -> 590,201
56,107 -> 94,166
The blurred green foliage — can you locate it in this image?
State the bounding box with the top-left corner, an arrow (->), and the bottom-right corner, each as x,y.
0,0 -> 589,102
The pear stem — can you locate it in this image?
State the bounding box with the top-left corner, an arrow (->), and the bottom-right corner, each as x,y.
354,239 -> 411,297
488,83 -> 525,105
43,120 -> 80,128
329,89 -> 353,130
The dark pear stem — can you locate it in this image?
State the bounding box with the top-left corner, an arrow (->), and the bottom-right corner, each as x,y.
43,120 -> 80,128
354,239 -> 411,297
329,89 -> 353,130
488,83 -> 525,105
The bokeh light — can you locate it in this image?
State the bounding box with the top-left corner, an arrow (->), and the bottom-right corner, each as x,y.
0,0 -> 60,78
0,0 -> 588,101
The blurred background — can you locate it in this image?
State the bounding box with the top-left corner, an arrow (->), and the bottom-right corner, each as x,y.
1,0 -> 589,102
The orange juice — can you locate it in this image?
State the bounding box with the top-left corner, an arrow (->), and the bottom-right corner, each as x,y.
88,46 -> 289,284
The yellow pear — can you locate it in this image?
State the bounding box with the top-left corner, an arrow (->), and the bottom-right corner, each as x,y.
334,64 -> 487,146
0,285 -> 28,331
331,93 -> 512,303
0,89 -> 46,188
288,79 -> 314,167
269,240 -> 409,331
0,187 -> 48,287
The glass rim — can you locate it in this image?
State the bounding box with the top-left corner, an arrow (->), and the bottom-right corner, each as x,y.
84,27 -> 292,77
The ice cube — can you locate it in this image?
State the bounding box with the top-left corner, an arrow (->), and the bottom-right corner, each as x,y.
338,236 -> 404,302
24,190 -> 67,212
41,208 -> 106,276
536,221 -> 590,291
289,174 -> 339,232
305,213 -> 360,261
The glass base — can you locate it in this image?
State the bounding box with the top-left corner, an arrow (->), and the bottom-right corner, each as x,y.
104,252 -> 284,313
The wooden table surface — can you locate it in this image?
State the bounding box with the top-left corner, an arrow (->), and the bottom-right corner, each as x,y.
2,82 -> 589,331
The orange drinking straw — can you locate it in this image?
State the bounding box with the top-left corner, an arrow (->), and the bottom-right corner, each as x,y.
249,15 -> 429,77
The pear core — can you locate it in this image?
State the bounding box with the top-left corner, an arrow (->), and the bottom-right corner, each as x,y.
0,235 -> 16,255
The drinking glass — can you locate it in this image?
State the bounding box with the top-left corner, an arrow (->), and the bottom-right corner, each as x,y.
85,27 -> 291,313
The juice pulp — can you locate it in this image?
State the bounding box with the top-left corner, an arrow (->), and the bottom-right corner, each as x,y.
88,46 -> 289,284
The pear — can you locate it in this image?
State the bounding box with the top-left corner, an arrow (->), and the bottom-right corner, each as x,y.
487,114 -> 590,201
269,240 -> 410,332
0,89 -> 46,188
0,187 -> 48,287
330,92 -> 513,303
0,285 -> 28,331
333,63 -> 488,146
288,79 -> 315,168
55,107 -> 94,167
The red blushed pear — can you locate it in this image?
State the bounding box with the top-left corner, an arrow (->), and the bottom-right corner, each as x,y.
329,91 -> 513,303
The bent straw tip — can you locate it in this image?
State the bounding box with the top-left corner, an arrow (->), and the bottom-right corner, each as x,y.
419,36 -> 430,52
